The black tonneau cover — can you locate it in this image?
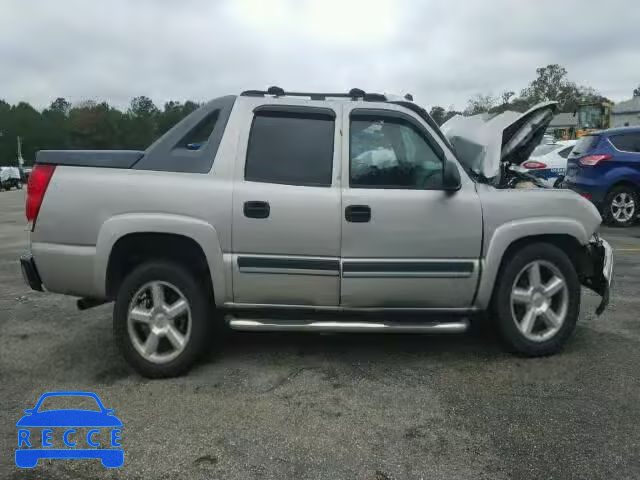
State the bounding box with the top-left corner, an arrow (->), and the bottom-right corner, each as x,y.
35,150 -> 144,169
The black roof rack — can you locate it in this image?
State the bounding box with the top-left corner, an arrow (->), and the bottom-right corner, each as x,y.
240,86 -> 387,102
238,87 -> 452,157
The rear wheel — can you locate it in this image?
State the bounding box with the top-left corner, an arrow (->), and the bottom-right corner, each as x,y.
113,261 -> 212,378
604,185 -> 637,227
493,243 -> 580,356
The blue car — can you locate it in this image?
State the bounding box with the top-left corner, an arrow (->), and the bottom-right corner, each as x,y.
564,127 -> 640,227
15,391 -> 123,468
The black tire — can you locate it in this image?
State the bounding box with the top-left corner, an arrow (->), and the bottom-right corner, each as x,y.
493,243 -> 580,356
16,181 -> 23,190
113,261 -> 213,378
553,176 -> 564,189
603,185 -> 638,227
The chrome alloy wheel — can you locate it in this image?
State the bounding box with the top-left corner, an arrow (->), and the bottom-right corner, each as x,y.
510,260 -> 569,342
127,281 -> 192,364
611,192 -> 635,223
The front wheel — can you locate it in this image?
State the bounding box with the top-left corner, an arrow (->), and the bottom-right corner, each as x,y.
603,185 -> 637,227
113,261 -> 212,378
493,243 -> 580,356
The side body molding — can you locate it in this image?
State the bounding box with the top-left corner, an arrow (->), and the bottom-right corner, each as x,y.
95,214 -> 226,305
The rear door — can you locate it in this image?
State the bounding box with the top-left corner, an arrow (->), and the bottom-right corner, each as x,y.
231,101 -> 342,307
340,104 -> 483,309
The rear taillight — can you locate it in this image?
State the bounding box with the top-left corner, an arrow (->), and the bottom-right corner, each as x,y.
26,164 -> 56,226
578,154 -> 612,166
522,160 -> 547,169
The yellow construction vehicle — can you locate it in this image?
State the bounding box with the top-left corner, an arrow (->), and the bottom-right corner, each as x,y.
575,101 -> 613,137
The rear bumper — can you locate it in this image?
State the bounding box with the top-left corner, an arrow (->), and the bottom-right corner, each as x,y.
20,253 -> 43,292
581,236 -> 613,315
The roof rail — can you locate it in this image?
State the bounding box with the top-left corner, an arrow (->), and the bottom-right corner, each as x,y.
240,86 -> 387,102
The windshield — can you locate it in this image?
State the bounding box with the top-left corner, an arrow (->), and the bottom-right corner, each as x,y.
577,105 -> 604,129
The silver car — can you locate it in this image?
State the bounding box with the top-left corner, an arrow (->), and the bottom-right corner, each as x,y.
20,88 -> 613,377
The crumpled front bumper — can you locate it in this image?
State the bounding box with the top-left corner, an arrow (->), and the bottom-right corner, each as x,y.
581,235 -> 614,315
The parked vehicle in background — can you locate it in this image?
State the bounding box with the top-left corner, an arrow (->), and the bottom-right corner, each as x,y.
564,127 -> 640,227
20,88 -> 613,377
512,140 -> 576,188
0,166 -> 23,191
576,101 -> 613,138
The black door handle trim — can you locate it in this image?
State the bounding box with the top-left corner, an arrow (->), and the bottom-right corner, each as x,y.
345,205 -> 371,223
244,201 -> 270,219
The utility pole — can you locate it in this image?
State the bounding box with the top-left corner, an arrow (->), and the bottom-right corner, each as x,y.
17,136 -> 24,168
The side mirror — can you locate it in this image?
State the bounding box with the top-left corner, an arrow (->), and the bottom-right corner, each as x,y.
443,160 -> 462,192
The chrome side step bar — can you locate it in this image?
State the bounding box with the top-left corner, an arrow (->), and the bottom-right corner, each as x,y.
226,317 -> 469,334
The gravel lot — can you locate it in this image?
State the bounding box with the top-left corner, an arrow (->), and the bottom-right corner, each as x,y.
1,187 -> 639,479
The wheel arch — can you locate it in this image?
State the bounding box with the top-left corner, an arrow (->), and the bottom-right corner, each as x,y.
95,214 -> 227,305
606,179 -> 640,196
475,218 -> 591,309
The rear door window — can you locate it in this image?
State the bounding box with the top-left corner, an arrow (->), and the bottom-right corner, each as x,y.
571,135 -> 600,156
610,134 -> 640,153
245,109 -> 335,187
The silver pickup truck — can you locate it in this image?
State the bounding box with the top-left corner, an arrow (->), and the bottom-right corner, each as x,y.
20,88 -> 613,378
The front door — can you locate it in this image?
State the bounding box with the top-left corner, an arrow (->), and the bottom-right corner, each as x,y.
231,101 -> 342,306
340,104 -> 483,309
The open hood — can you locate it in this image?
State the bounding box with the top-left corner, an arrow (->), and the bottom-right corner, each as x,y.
440,101 -> 559,181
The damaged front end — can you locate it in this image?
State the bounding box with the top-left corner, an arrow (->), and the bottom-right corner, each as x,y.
440,101 -> 559,186
579,234 -> 614,315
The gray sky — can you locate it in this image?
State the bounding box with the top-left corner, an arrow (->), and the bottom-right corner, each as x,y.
1,0 -> 638,111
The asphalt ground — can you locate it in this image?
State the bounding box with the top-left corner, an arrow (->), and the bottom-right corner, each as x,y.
1,187 -> 639,479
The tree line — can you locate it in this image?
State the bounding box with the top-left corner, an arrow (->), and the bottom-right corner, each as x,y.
428,64 -> 629,126
1,64 -> 638,165
0,96 -> 201,165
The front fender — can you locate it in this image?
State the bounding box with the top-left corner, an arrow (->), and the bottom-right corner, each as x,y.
94,214 -> 227,305
475,217 -> 591,309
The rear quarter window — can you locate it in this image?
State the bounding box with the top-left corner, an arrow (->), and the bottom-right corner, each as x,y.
558,146 -> 574,158
609,133 -> 640,153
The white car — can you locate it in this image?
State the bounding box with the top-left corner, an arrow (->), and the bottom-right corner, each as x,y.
0,166 -> 23,190
513,140 -> 576,187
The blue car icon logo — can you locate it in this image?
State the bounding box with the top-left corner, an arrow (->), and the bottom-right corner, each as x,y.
16,391 -> 123,468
